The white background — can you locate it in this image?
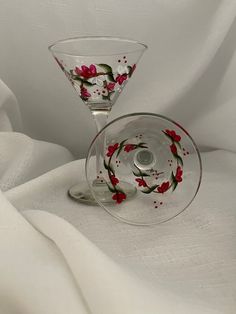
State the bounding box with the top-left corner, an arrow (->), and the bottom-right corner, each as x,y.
0,0 -> 235,157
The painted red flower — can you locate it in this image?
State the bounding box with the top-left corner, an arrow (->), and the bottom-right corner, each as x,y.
170,143 -> 177,155
124,144 -> 136,152
107,82 -> 116,91
165,129 -> 181,142
157,181 -> 170,193
135,178 -> 147,187
106,143 -> 119,157
75,64 -> 97,79
110,175 -> 119,186
129,64 -> 136,77
116,73 -> 128,85
112,192 -> 126,204
80,86 -> 91,100
175,166 -> 183,182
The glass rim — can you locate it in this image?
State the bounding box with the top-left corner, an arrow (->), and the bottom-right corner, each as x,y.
48,35 -> 148,57
86,112 -> 202,226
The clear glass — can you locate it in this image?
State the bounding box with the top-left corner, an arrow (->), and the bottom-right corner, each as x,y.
49,36 -> 147,203
86,113 -> 202,225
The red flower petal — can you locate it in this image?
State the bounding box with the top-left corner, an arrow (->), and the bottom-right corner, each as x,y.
116,74 -> 128,85
110,175 -> 119,186
124,144 -> 135,152
175,166 -> 183,182
157,181 -> 170,193
75,66 -> 82,75
81,65 -> 89,72
170,143 -> 177,155
89,64 -> 97,75
106,143 -> 119,157
165,129 -> 181,142
80,86 -> 91,99
107,82 -> 116,91
135,178 -> 147,187
112,192 -> 126,204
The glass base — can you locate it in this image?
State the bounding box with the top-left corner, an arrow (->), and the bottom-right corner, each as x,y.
68,181 -> 137,205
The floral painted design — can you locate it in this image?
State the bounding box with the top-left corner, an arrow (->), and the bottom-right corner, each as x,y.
80,86 -> 91,101
124,144 -> 136,152
175,166 -> 183,182
135,178 -> 147,187
103,129 -> 185,205
54,57 -> 136,103
157,182 -> 170,193
112,192 -> 126,204
106,143 -> 119,157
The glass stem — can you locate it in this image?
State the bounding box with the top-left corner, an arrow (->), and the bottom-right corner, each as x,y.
91,107 -> 111,181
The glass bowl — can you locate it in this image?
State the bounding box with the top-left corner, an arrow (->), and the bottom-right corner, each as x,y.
86,113 -> 202,225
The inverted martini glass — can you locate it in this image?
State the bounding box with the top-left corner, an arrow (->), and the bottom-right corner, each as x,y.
49,36 -> 147,204
86,113 -> 202,225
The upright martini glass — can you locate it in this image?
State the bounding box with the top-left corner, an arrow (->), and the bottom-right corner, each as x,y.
49,36 -> 147,204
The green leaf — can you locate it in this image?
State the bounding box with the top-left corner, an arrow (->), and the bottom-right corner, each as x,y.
127,66 -> 132,77
106,183 -> 116,193
109,163 -> 115,174
104,160 -> 109,170
108,91 -> 115,100
177,155 -> 183,166
171,171 -> 175,181
172,180 -> 178,191
138,144 -> 148,149
142,184 -> 158,194
137,142 -> 146,146
83,80 -> 94,86
102,95 -> 109,101
73,76 -> 83,82
171,171 -> 178,191
107,73 -> 116,82
115,187 -> 126,194
137,142 -> 148,148
98,63 -> 112,73
176,141 -> 181,149
132,171 -> 150,177
116,139 -> 128,157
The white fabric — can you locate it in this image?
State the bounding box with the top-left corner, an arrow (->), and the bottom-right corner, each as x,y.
0,132 -> 74,191
0,80 -> 21,132
6,151 -> 236,314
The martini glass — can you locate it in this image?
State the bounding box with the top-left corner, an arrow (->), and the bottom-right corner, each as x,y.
49,36 -> 147,204
86,113 -> 202,225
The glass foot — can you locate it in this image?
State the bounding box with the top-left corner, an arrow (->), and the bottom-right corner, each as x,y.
68,181 -> 137,205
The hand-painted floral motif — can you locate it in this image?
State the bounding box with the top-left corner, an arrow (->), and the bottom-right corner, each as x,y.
103,128 -> 185,205
124,144 -> 136,152
110,175 -> 119,186
80,86 -> 91,100
106,143 -> 119,157
157,181 -> 170,193
165,129 -> 181,142
175,166 -> 183,182
75,64 -> 97,79
170,143 -> 177,155
107,82 -> 116,91
54,57 -> 136,103
112,192 -> 126,204
135,178 -> 147,187
116,73 -> 128,85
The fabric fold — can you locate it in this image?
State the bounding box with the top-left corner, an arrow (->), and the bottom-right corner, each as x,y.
0,190 -> 89,314
23,209 -> 219,314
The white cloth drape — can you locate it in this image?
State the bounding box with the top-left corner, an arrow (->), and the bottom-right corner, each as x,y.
1,1 -> 236,313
